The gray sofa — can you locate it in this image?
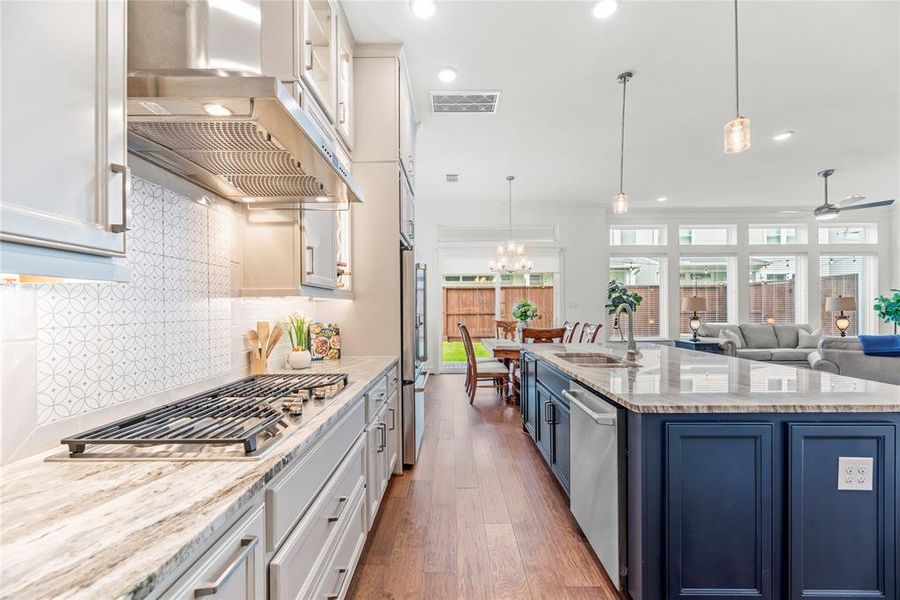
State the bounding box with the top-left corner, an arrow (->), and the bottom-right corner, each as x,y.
809,337 -> 900,385
696,323 -> 816,366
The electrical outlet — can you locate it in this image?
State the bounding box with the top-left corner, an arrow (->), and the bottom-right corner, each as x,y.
838,456 -> 874,491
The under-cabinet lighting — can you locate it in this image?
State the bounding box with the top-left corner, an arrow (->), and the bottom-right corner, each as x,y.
203,103 -> 233,117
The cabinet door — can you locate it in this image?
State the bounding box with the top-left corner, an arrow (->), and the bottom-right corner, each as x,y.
1,0 -> 128,257
398,63 -> 415,187
335,16 -> 353,148
665,423 -> 774,600
364,419 -> 383,530
536,383 -> 553,462
522,356 -> 539,439
399,172 -> 414,241
385,389 -> 400,475
301,210 -> 338,289
788,423 -> 895,599
301,0 -> 335,120
551,398 -> 571,492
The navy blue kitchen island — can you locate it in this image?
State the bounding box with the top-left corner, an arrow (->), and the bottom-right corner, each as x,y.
520,343 -> 900,599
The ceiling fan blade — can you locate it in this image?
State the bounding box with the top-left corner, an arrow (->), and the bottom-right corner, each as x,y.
840,199 -> 895,212
835,194 -> 866,207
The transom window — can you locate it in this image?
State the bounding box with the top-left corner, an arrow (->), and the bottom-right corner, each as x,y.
609,226 -> 665,246
678,225 -> 736,245
818,224 -> 878,244
748,225 -> 803,245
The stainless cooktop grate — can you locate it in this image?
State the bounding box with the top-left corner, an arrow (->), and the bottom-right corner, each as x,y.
62,373 -> 349,456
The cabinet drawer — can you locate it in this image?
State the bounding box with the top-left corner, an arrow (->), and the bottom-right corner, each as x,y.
536,361 -> 570,401
387,364 -> 400,394
311,490 -> 367,600
365,377 -> 388,423
163,503 -> 266,600
266,397 -> 365,551
268,435 -> 366,600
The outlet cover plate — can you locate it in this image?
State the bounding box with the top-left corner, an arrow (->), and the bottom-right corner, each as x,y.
838,456 -> 874,491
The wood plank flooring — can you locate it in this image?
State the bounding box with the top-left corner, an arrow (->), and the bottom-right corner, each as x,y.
346,374 -> 618,600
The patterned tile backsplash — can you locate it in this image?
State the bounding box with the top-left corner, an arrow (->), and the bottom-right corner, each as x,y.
34,176 -> 234,425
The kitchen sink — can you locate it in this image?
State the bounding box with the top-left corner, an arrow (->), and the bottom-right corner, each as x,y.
554,353 -> 634,367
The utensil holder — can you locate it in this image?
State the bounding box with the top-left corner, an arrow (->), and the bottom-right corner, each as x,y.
250,355 -> 267,375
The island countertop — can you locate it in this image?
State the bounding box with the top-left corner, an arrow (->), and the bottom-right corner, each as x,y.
523,343 -> 900,413
0,356 -> 397,600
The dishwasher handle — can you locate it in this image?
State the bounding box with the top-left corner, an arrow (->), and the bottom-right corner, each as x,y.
563,390 -> 616,426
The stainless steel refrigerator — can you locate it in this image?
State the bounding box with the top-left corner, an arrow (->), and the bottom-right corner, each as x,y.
401,249 -> 427,465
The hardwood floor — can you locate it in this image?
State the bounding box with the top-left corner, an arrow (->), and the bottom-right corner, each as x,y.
346,374 -> 618,600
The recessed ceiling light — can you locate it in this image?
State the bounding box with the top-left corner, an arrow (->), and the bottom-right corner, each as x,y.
203,103 -> 232,117
657,196 -> 667,202
772,130 -> 794,142
592,0 -> 619,19
410,0 -> 436,18
437,67 -> 457,83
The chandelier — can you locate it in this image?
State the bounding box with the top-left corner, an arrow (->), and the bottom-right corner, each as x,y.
489,176 -> 532,274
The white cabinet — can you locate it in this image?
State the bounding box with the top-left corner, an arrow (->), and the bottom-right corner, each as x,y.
365,401 -> 391,530
0,0 -> 129,271
335,16 -> 355,149
400,172 -> 415,243
398,66 -> 416,190
301,210 -> 339,289
301,0 -> 336,122
385,389 -> 400,475
163,504 -> 266,600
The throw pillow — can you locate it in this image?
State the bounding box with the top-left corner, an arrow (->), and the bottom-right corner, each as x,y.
798,329 -> 821,349
719,329 -> 743,349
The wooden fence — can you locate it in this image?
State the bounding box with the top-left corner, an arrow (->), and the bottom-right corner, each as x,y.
444,286 -> 554,340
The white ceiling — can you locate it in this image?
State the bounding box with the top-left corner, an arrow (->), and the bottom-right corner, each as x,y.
343,1 -> 899,210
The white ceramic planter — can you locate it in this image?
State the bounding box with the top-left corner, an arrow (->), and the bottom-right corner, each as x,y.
287,349 -> 312,369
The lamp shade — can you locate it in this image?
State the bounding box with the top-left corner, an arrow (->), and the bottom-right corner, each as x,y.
681,296 -> 708,312
825,296 -> 856,312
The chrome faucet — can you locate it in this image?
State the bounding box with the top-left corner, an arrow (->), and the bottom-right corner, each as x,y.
615,303 -> 639,358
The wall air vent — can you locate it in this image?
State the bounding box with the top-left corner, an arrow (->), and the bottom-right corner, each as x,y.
445,173 -> 460,183
431,91 -> 500,114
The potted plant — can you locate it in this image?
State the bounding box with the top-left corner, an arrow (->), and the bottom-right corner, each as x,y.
281,311 -> 312,369
605,280 -> 643,342
874,290 -> 900,334
512,300 -> 539,342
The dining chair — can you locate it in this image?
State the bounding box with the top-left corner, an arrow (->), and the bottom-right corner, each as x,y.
496,320 -> 518,340
578,323 -> 603,343
458,323 -> 510,404
522,327 -> 568,344
563,321 -> 581,343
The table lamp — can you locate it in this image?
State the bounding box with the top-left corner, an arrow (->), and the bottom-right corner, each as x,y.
681,296 -> 708,342
825,296 -> 856,337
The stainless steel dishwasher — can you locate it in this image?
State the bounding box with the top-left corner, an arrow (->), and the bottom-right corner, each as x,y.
562,381 -> 626,591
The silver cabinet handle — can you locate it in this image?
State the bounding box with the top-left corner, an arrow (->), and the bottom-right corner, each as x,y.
194,535 -> 258,597
408,219 -> 415,239
326,496 -> 349,523
562,390 -> 616,426
305,40 -> 314,71
338,101 -> 346,124
377,422 -> 386,452
325,568 -> 350,600
388,407 -> 396,431
306,245 -> 315,276
544,400 -> 552,423
110,163 -> 130,233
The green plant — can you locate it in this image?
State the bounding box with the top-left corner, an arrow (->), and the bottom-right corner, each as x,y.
605,280 -> 643,315
512,300 -> 539,322
280,311 -> 310,351
874,289 -> 900,334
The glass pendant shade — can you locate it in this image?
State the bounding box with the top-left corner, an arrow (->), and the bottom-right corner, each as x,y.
613,192 -> 629,215
724,116 -> 751,154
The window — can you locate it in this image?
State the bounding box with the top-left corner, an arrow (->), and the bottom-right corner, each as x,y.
748,256 -> 803,325
818,224 -> 878,244
678,225 -> 736,245
607,256 -> 663,339
679,257 -> 731,335
748,225 -> 803,245
819,255 -> 878,336
609,226 -> 665,246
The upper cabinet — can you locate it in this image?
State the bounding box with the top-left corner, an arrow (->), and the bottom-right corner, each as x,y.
0,0 -> 130,281
301,0 -> 335,121
398,67 -> 416,190
335,16 -> 355,148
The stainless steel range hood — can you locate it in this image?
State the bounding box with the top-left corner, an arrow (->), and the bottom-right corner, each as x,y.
126,1 -> 362,208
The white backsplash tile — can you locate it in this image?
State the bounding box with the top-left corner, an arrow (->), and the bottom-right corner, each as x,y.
36,283 -> 100,329
36,326 -> 102,423
0,285 -> 37,341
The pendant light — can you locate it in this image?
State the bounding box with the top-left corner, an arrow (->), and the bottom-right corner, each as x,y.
724,0 -> 750,153
489,176 -> 532,274
613,71 -> 633,215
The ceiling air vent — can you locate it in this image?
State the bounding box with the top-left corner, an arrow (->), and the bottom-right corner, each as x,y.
431,91 -> 500,114
445,173 -> 460,183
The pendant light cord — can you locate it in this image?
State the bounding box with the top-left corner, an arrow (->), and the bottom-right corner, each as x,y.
733,0 -> 740,117
507,175 -> 514,239
619,76 -> 627,194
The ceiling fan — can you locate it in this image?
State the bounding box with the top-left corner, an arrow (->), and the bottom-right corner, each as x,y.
813,169 -> 895,221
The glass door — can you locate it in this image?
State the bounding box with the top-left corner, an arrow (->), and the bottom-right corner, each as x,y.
301,0 -> 334,119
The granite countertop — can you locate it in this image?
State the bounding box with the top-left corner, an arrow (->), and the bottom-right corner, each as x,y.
524,343 -> 900,413
0,356 -> 397,600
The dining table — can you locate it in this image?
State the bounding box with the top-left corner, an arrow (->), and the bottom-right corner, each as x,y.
480,338 -> 525,402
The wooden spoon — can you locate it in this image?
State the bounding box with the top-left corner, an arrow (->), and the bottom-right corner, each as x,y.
257,321 -> 270,358
265,326 -> 283,358
248,330 -> 262,359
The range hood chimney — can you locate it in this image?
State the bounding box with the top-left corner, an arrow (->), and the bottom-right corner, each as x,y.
126,0 -> 362,208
